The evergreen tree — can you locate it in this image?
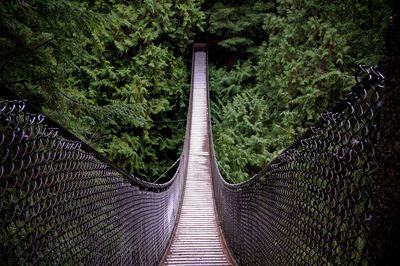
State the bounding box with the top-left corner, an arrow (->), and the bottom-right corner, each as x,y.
208,0 -> 390,182
66,0 -> 204,179
1,0 -> 205,181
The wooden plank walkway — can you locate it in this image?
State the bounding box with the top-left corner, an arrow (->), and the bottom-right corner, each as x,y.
162,49 -> 233,265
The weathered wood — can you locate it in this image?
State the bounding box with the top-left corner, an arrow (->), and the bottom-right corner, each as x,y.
162,50 -> 233,265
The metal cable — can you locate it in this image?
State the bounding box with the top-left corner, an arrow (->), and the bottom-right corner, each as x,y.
152,157 -> 181,184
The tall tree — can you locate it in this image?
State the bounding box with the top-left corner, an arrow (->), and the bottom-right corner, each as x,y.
371,1 -> 400,263
208,0 -> 390,182
1,0 -> 205,181
0,0 -> 103,108
66,0 -> 205,179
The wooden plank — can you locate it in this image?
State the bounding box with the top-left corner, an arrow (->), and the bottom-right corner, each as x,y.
162,50 -> 233,265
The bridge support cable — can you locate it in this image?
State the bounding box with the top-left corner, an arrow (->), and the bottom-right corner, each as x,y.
162,44 -> 234,265
209,66 -> 385,265
0,80 -> 191,263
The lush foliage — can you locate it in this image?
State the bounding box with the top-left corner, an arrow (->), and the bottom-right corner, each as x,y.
1,0 -> 390,183
0,0 -> 205,180
66,0 -> 204,178
207,0 -> 390,182
0,0 -> 101,104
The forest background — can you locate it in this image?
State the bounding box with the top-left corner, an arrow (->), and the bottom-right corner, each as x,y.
0,0 -> 390,182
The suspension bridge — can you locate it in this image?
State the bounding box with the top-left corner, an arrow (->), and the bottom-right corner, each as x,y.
0,43 -> 386,265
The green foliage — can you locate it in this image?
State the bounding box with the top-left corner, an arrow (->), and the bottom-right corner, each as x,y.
2,0 -> 389,183
65,0 -> 204,179
207,1 -> 273,53
208,0 -> 390,182
1,0 -> 205,181
257,0 -> 390,128
0,0 -> 108,148
210,63 -> 294,182
0,0 -> 103,98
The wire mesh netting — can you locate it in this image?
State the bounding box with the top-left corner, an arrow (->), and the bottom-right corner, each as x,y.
210,66 -> 384,265
0,50 -> 386,266
0,97 -> 190,265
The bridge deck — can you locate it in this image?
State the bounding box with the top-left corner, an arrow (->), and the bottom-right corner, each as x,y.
163,49 -> 232,265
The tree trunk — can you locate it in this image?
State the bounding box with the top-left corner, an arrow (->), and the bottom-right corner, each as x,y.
371,2 -> 400,264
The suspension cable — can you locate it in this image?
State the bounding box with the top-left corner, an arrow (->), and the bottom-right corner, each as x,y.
153,157 -> 181,184
216,160 -> 235,183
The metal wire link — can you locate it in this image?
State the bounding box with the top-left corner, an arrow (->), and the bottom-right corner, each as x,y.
210,65 -> 384,265
0,98 -> 189,265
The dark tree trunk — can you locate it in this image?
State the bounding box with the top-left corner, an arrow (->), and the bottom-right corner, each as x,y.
371,2 -> 400,264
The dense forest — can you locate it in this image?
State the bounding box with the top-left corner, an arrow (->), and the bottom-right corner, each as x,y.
0,0 -> 205,181
206,0 -> 391,182
0,0 -> 391,182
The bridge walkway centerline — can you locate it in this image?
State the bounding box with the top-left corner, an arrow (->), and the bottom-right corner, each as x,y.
162,45 -> 234,265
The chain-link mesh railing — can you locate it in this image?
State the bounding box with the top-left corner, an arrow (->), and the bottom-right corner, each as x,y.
0,86 -> 192,264
209,66 -> 384,265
